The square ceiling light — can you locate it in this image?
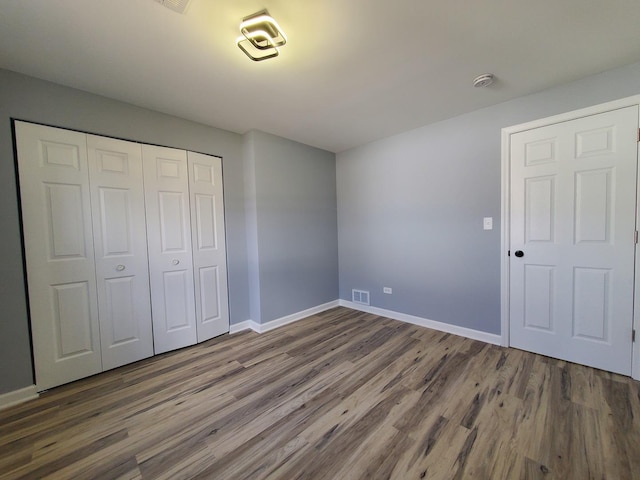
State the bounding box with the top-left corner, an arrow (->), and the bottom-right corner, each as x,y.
236,10 -> 287,61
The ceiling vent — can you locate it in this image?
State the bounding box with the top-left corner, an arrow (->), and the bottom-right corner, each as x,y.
154,0 -> 192,14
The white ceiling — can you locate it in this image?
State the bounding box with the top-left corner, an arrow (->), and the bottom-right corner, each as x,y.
1,0 -> 640,152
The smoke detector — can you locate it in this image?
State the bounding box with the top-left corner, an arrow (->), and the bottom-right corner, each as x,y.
473,73 -> 495,88
154,0 -> 192,14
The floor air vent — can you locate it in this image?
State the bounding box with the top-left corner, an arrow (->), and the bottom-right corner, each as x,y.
154,0 -> 192,14
352,289 -> 370,306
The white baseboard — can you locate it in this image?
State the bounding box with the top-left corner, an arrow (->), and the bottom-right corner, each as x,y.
338,300 -> 502,345
257,300 -> 339,333
229,320 -> 260,334
230,300 -> 340,335
229,300 -> 500,347
0,385 -> 39,411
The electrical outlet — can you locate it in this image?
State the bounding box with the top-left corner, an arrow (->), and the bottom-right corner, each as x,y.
383,287 -> 392,294
483,217 -> 493,230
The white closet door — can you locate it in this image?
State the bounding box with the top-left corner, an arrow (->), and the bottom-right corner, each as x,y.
87,135 -> 154,369
15,122 -> 102,390
142,145 -> 197,354
187,152 -> 230,342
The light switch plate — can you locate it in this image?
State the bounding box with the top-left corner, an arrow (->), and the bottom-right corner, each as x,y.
483,217 -> 493,230
383,287 -> 392,294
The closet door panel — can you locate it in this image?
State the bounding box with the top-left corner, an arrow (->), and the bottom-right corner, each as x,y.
87,135 -> 154,369
15,122 -> 102,391
188,152 -> 230,342
143,145 -> 197,354
162,270 -> 192,330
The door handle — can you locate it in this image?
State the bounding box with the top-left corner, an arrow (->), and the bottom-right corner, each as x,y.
172,259 -> 180,265
514,250 -> 524,258
116,264 -> 126,271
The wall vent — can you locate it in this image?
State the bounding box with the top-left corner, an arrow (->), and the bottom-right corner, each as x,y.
352,289 -> 370,306
154,0 -> 192,14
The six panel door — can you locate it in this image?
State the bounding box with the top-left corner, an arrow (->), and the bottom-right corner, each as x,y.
509,106 -> 638,375
142,144 -> 198,354
188,152 -> 230,342
15,122 -> 102,390
87,135 -> 154,370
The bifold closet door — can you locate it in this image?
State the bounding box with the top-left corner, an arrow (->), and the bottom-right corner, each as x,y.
188,152 -> 230,341
142,145 -> 198,354
87,135 -> 154,369
15,122 -> 102,391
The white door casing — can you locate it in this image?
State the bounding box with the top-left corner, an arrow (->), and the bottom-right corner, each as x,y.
87,135 -> 154,369
506,105 -> 639,376
142,144 -> 198,354
15,122 -> 102,390
187,152 -> 230,341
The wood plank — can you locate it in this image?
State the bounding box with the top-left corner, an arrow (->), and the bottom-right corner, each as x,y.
0,307 -> 638,479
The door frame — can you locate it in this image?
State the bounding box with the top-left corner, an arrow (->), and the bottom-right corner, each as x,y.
500,94 -> 640,380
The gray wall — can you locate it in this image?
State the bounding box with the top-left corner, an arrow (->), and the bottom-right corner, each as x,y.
0,69 -> 250,394
244,130 -> 338,324
243,131 -> 263,325
5,59 -> 640,395
337,61 -> 640,335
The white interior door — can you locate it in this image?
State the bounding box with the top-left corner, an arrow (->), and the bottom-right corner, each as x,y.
187,152 -> 230,342
15,122 -> 102,390
142,144 -> 197,354
87,135 -> 154,369
509,106 -> 638,375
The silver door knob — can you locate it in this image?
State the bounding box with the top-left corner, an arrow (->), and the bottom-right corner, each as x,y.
172,259 -> 180,265
116,264 -> 125,271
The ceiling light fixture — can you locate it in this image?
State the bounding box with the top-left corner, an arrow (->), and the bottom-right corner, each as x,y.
236,9 -> 287,61
473,73 -> 495,88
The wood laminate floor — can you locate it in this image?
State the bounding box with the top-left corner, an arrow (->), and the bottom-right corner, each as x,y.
1,307 -> 639,479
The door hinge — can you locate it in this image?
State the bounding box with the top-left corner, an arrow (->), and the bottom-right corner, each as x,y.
633,329 -> 636,343
508,250 -> 511,256
635,231 -> 639,244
